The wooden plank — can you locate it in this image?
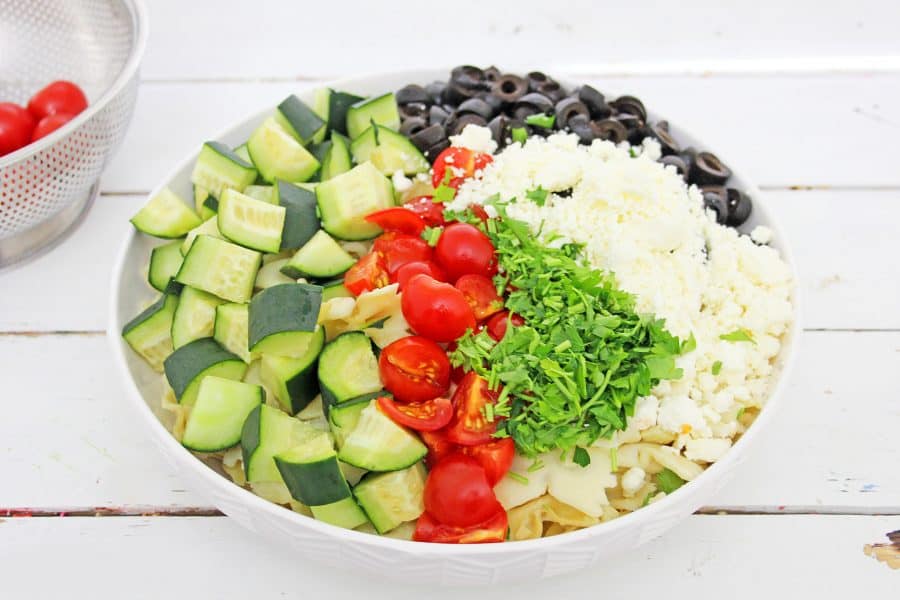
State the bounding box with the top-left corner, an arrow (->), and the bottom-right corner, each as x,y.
0,189 -> 897,333
101,75 -> 900,193
0,515 -> 895,597
140,0 -> 900,80
0,331 -> 896,511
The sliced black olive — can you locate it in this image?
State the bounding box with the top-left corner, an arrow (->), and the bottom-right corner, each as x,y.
483,66 -> 502,82
457,97 -> 495,120
425,139 -> 451,161
527,71 -> 549,92
409,124 -> 447,153
512,104 -> 539,121
610,95 -> 647,122
477,92 -> 505,114
702,187 -> 729,224
554,97 -> 590,128
567,115 -> 596,144
537,81 -> 566,103
446,113 -> 488,136
396,84 -> 431,106
429,105 -> 450,126
492,75 -> 528,103
680,146 -> 697,174
399,102 -> 428,120
399,117 -> 428,137
515,92 -> 554,113
659,154 -> 689,177
450,65 -> 487,90
443,81 -> 478,105
593,118 -> 629,144
615,112 -> 644,131
656,119 -> 670,132
690,151 -> 732,185
725,188 -> 753,227
578,85 -> 611,118
487,114 -> 509,144
425,81 -> 446,104
648,121 -> 681,155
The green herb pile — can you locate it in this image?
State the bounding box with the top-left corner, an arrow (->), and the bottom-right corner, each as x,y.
450,203 -> 691,458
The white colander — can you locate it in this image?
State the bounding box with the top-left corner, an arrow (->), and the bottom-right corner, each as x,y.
0,0 -> 147,269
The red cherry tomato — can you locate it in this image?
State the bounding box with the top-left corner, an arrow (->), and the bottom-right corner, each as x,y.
31,112 -> 75,141
27,80 -> 88,120
413,509 -> 508,544
378,336 -> 451,403
373,232 -> 432,275
377,395 -> 452,432
455,274 -> 504,321
434,222 -> 496,282
423,453 -> 503,527
419,429 -> 457,469
0,103 -> 36,156
401,274 -> 477,343
432,147 -> 494,189
445,371 -> 501,446
344,252 -> 389,296
403,196 -> 445,227
485,311 -> 525,342
394,260 -> 446,290
365,207 -> 426,236
469,204 -> 490,224
461,438 -> 516,486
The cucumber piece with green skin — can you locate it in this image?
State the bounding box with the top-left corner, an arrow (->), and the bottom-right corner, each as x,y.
316,162 -> 394,241
346,92 -> 401,140
311,88 -> 331,130
276,180 -> 320,251
248,283 -> 322,357
337,400 -> 427,472
310,496 -> 369,529
233,143 -> 253,166
241,404 -> 320,483
191,141 -> 257,199
182,375 -> 263,452
353,463 -> 426,534
248,117 -> 320,184
176,235 -> 262,303
163,337 -> 248,406
255,257 -> 296,289
351,124 -> 430,176
317,332 -> 383,407
275,95 -> 327,146
122,294 -> 178,372
321,278 -> 353,301
327,89 -> 365,136
214,303 -> 252,363
171,286 -> 226,349
217,188 -> 286,253
130,188 -> 202,239
307,140 -> 331,182
181,216 -> 224,255
149,240 -> 185,293
328,392 -> 383,447
320,132 -> 352,181
260,327 -> 325,414
281,230 -> 355,279
243,185 -> 277,205
194,185 -> 216,220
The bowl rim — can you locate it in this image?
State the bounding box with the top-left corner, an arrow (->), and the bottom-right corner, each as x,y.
0,0 -> 149,169
107,67 -> 802,555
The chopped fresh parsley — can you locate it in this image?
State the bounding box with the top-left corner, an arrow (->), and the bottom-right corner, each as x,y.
720,328 -> 755,343
525,187 -> 549,207
573,446 -> 591,467
507,471 -> 529,485
629,147 -> 639,158
433,183 -> 456,203
422,226 -> 442,247
736,407 -> 746,420
511,127 -> 528,144
524,113 -> 555,129
449,205 -> 686,457
656,468 -> 686,494
711,360 -> 723,375
641,492 -> 652,507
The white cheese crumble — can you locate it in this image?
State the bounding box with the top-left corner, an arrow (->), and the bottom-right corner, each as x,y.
621,467 -> 647,497
452,127 -> 794,465
450,123 -> 498,154
391,170 -> 413,193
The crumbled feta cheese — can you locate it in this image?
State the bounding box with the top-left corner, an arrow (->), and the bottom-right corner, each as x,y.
621,467 -> 646,497
391,170 -> 412,193
450,124 -> 498,154
751,225 -> 774,245
684,438 -> 733,462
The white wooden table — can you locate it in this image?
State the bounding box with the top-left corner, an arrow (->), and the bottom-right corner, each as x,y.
2,1 -> 898,596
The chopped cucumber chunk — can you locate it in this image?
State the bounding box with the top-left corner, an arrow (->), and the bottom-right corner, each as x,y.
276,181 -> 320,251
248,117 -> 320,184
255,257 -> 296,289
321,132 -> 352,181
191,141 -> 257,198
275,95 -> 327,145
351,124 -> 429,176
182,376 -> 263,452
241,404 -> 320,483
131,188 -> 201,239
260,327 -> 325,414
248,283 -> 322,357
281,230 -> 355,279
148,240 -> 185,293
217,188 -> 286,253
317,332 -> 383,407
176,235 -> 261,303
316,162 -> 394,241
122,294 -> 178,372
243,185 -> 277,205
354,463 -> 426,534
214,303 -> 252,363
337,400 -> 426,472
181,216 -> 224,255
346,93 -> 400,140
171,286 -> 226,349
164,337 -> 248,406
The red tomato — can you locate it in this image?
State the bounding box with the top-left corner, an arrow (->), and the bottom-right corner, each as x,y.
344,252 -> 389,296
404,196 -> 445,227
423,453 -> 503,527
394,260 -> 446,290
413,510 -> 507,544
378,336 -> 451,403
373,232 -> 432,275
401,274 -> 476,343
377,395 -> 452,431
431,147 -> 494,189
0,103 -> 36,156
446,371 -> 501,446
365,207 -> 426,236
419,429 -> 457,469
461,438 -> 516,485
31,112 -> 75,141
434,222 -> 496,282
485,311 -> 525,341
27,80 -> 88,120
469,204 -> 490,224
455,274 -> 504,321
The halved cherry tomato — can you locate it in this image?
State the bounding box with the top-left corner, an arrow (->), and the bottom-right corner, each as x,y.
403,196 -> 445,227
401,274 -> 476,343
419,429 -> 457,468
485,310 -> 525,341
423,453 -> 503,527
393,260 -> 446,290
377,395 -> 452,431
344,252 -> 389,296
469,204 -> 490,223
431,147 -> 494,189
455,274 -> 504,321
445,371 -> 501,446
373,232 -> 432,275
365,207 -> 426,236
413,510 -> 508,544
445,341 -> 468,384
434,222 -> 496,282
378,336 -> 450,403
31,112 -> 75,141
461,438 -> 516,485
0,103 -> 36,156
27,80 -> 88,120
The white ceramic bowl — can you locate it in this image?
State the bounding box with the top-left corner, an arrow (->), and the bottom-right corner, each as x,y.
108,69 -> 800,585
